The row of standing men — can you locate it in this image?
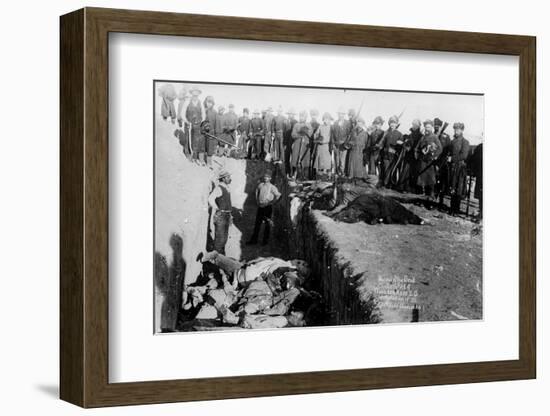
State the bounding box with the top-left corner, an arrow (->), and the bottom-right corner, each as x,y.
162,86 -> 482,217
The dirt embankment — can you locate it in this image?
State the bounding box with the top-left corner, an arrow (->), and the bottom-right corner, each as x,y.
278,180 -> 483,324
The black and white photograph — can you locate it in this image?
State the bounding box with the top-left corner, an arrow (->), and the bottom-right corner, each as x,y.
154,81 -> 484,333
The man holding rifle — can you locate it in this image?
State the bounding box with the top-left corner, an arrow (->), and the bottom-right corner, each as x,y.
445,122 -> 471,216
271,106 -> 286,163
433,117 -> 451,207
365,116 -> 385,176
263,106 -> 275,160
415,119 -> 443,207
249,109 -> 264,160
237,108 -> 251,156
330,107 -> 350,177
290,111 -> 312,179
220,103 -> 238,157
378,115 -> 403,187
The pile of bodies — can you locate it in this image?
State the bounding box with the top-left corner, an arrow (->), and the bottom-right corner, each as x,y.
160,83 -> 482,218
179,251 -> 322,330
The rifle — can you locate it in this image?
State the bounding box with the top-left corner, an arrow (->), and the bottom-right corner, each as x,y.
437,122 -> 450,140
415,120 -> 449,178
203,132 -> 238,148
307,124 -> 321,178
380,110 -> 407,186
186,122 -> 193,159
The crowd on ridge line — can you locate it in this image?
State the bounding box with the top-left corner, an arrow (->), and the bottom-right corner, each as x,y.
159,84 -> 483,219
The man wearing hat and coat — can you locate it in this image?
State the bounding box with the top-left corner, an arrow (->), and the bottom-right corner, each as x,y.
399,118 -> 423,193
312,112 -> 333,178
249,109 -> 264,159
247,171 -> 281,245
203,95 -> 217,165
416,119 -> 442,204
290,111 -> 312,179
271,106 -> 286,163
283,109 -> 298,173
159,83 -> 177,123
347,117 -> 369,181
378,115 -> 403,187
185,86 -> 205,163
237,108 -> 251,155
263,107 -> 275,159
208,169 -> 233,255
330,107 -> 350,176
444,122 -> 471,216
220,104 -> 238,157
306,109 -> 321,178
365,116 -> 385,175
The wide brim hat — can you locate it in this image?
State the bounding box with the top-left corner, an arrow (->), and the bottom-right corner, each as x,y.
177,87 -> 188,100
423,119 -> 434,127
189,86 -> 202,95
158,83 -> 177,100
218,169 -> 231,180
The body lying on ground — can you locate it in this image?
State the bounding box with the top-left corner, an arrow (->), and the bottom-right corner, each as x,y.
329,193 -> 425,225
320,178 -> 424,225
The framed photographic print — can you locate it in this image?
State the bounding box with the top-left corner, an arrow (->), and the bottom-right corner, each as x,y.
60,7 -> 536,408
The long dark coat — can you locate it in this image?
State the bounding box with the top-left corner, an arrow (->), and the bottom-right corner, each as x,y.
416,133 -> 442,187
365,128 -> 384,175
290,122 -> 312,168
400,127 -> 423,189
347,128 -> 368,179
446,135 -> 471,197
204,107 -> 218,155
237,116 -> 251,152
469,143 -> 483,199
186,100 -> 205,153
283,118 -> 297,172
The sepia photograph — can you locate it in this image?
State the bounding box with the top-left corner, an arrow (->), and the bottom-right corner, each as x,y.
153,81 -> 484,333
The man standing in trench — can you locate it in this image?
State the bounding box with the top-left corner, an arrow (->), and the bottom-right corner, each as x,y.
247,171 -> 281,246
208,169 -> 233,255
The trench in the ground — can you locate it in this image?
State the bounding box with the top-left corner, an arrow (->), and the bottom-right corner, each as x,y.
153,116 -> 399,332
208,158 -> 381,327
